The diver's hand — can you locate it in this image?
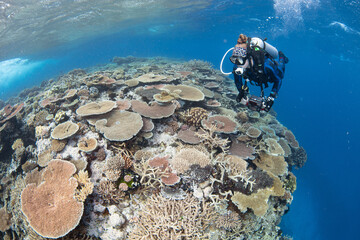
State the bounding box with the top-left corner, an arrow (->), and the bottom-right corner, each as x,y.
234,67 -> 244,75
236,86 -> 249,102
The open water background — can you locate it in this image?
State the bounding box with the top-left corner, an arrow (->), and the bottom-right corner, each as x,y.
1,0 -> 359,239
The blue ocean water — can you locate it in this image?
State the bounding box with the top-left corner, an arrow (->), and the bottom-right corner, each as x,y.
0,0 -> 359,239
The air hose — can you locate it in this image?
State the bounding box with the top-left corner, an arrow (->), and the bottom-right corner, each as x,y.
220,47 -> 234,75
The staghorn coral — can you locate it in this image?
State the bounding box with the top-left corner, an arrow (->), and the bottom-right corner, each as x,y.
133,159 -> 171,189
148,156 -> 180,186
179,107 -> 208,127
195,125 -> 230,153
129,193 -> 218,240
21,160 -> 84,238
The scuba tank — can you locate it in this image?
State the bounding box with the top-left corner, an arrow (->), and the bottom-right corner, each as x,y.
250,37 -> 279,59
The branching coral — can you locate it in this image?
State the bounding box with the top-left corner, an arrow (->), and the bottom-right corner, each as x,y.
133,160 -> 168,189
129,193 -> 218,240
195,124 -> 230,153
97,180 -> 125,204
74,170 -> 94,202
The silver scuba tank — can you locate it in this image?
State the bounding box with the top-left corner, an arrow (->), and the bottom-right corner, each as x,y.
250,37 -> 279,59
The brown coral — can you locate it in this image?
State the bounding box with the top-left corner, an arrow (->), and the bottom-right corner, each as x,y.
0,102 -> 24,124
170,148 -> 210,174
51,121 -> 79,140
201,115 -> 238,134
51,139 -> 67,152
95,110 -> 143,141
180,107 -> 208,127
284,129 -> 300,148
162,84 -> 205,101
0,207 -> 11,232
77,137 -> 98,153
131,100 -> 177,119
229,141 -> 256,160
254,152 -> 288,176
76,100 -> 117,117
231,189 -> 272,217
21,159 -> 84,238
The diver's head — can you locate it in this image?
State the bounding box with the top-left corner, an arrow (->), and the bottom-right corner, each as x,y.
230,46 -> 247,65
237,34 -> 247,44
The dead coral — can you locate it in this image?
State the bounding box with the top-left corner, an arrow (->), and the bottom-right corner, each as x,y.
129,193 -> 218,240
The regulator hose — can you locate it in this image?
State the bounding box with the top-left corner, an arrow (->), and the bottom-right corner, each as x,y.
220,47 -> 234,75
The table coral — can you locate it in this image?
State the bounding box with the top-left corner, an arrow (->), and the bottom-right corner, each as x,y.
21,160 -> 84,238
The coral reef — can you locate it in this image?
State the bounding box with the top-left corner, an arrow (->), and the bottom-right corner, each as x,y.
0,56 -> 306,240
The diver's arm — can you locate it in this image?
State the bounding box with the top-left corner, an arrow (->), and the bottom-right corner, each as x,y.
271,77 -> 282,97
233,64 -> 243,92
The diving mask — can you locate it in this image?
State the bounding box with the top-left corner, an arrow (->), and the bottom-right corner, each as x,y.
230,46 -> 247,65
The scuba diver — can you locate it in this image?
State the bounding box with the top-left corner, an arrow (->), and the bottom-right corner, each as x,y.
221,34 -> 289,112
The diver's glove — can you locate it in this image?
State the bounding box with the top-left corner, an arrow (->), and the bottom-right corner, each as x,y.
236,85 -> 249,102
234,67 -> 245,75
279,51 -> 289,64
